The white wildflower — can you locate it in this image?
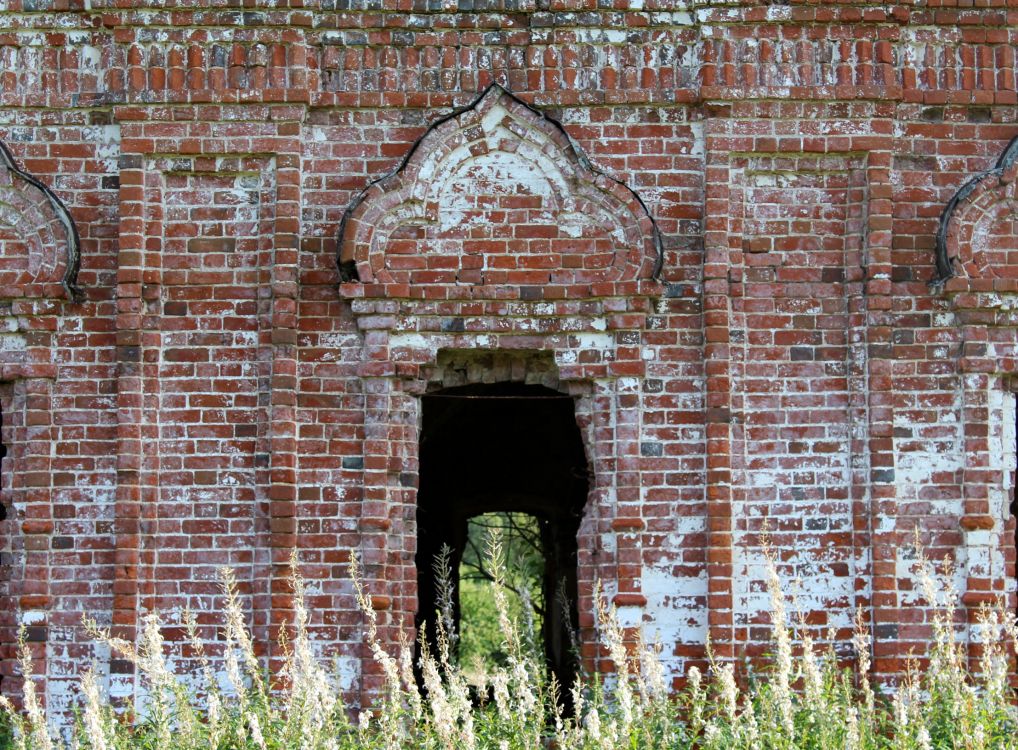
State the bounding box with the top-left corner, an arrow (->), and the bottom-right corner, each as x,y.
717,662 -> 738,724
184,608 -> 224,742
688,664 -> 702,691
398,629 -> 423,721
422,651 -> 458,749
687,665 -> 705,737
604,718 -> 620,747
639,636 -> 667,701
893,686 -> 908,730
853,607 -> 875,715
596,591 -> 633,735
491,670 -> 511,720
223,638 -> 246,700
977,606 -> 1008,704
844,707 -> 859,750
917,726 -> 931,750
247,712 -> 267,750
703,722 -> 721,745
584,706 -> 601,743
800,626 -> 824,711
765,556 -> 795,737
349,553 -> 402,700
511,658 -> 536,716
220,567 -> 265,699
206,689 -> 223,744
18,634 -> 54,750
742,704 -> 760,749
570,681 -> 584,722
80,669 -> 112,750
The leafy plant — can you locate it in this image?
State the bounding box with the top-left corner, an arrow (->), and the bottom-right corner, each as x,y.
0,706 -> 14,750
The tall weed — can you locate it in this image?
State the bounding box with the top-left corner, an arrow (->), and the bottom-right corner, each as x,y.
1,543 -> 1016,750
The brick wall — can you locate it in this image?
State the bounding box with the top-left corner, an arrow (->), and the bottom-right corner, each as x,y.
1,0 -> 1017,714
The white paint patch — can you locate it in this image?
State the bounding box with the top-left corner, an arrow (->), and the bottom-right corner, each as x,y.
387,333 -> 434,350
479,102 -> 508,135
319,333 -> 361,349
333,654 -> 360,693
22,610 -> 46,626
893,385 -> 964,506
987,385 -> 1015,527
94,125 -> 121,161
0,332 -> 25,351
439,151 -> 556,232
1002,390 -> 1016,516
615,605 -> 643,629
601,531 -> 617,555
618,377 -> 640,393
557,213 -> 587,238
573,333 -> 613,350
640,561 -> 707,682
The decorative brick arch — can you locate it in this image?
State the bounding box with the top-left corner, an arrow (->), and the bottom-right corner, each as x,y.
935,135 -> 1018,289
0,141 -> 81,301
336,85 -> 665,701
936,134 -> 1018,618
338,84 -> 662,298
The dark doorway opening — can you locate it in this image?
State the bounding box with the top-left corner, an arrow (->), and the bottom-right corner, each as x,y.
415,381 -> 589,694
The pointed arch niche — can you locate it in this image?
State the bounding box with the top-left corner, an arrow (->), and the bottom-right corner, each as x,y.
336,86 -> 664,699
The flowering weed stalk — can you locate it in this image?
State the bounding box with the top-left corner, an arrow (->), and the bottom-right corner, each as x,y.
1,544 -> 1016,750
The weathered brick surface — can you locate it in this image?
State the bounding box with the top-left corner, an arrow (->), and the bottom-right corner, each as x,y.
1,0 -> 1018,714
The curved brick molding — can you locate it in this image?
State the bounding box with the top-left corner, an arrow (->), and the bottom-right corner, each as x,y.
932,136 -> 1018,615
338,84 -> 662,300
935,135 -> 1018,292
0,141 -> 82,302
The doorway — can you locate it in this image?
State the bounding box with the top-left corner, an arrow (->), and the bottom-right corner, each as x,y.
415,381 -> 589,692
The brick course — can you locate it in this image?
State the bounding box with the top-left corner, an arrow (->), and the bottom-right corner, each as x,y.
1,0 -> 1017,714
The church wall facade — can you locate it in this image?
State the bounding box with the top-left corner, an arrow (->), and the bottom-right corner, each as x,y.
0,0 -> 1017,713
